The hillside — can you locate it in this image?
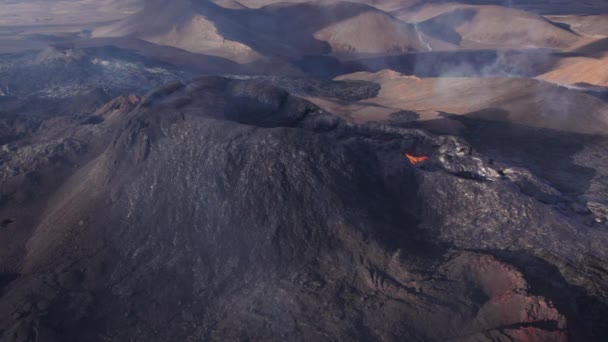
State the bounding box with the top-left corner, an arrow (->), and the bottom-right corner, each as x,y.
318,70 -> 608,134
92,0 -> 262,63
548,14 -> 608,38
538,56 -> 608,87
395,3 -> 581,49
93,0 -> 442,62
312,8 -> 450,53
2,77 -> 607,340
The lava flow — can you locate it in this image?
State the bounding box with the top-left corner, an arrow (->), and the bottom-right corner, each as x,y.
405,153 -> 430,165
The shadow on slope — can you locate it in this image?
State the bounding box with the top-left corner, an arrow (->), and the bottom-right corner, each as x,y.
296,48 -> 559,78
406,0 -> 608,15
573,37 -> 608,58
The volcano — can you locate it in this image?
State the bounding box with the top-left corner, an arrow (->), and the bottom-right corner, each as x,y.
1,0 -> 608,341
1,76 -> 607,341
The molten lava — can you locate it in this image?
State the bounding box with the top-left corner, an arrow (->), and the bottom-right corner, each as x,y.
405,153 -> 429,165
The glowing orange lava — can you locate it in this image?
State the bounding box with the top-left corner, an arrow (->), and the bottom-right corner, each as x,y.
405,153 -> 429,165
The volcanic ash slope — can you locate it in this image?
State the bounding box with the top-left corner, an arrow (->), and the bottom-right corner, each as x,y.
0,77 -> 606,341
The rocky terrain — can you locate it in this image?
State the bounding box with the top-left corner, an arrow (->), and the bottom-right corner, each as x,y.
1,0 -> 608,341
1,76 -> 607,342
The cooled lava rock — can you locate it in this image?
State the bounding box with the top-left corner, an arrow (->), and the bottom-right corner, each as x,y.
0,77 -> 606,341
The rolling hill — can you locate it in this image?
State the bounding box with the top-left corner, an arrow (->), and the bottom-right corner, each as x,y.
93,0 -> 445,63
395,3 -> 581,49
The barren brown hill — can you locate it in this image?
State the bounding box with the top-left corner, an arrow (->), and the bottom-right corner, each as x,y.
310,5 -> 452,54
307,70 -> 608,135
394,3 -> 581,49
237,0 -> 422,11
548,14 -> 608,38
93,0 -> 442,62
92,0 -> 263,63
460,0 -> 608,15
537,37 -> 608,87
538,56 -> 608,87
373,0 -> 608,15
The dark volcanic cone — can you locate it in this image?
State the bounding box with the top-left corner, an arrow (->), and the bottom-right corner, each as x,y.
0,77 -> 606,341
